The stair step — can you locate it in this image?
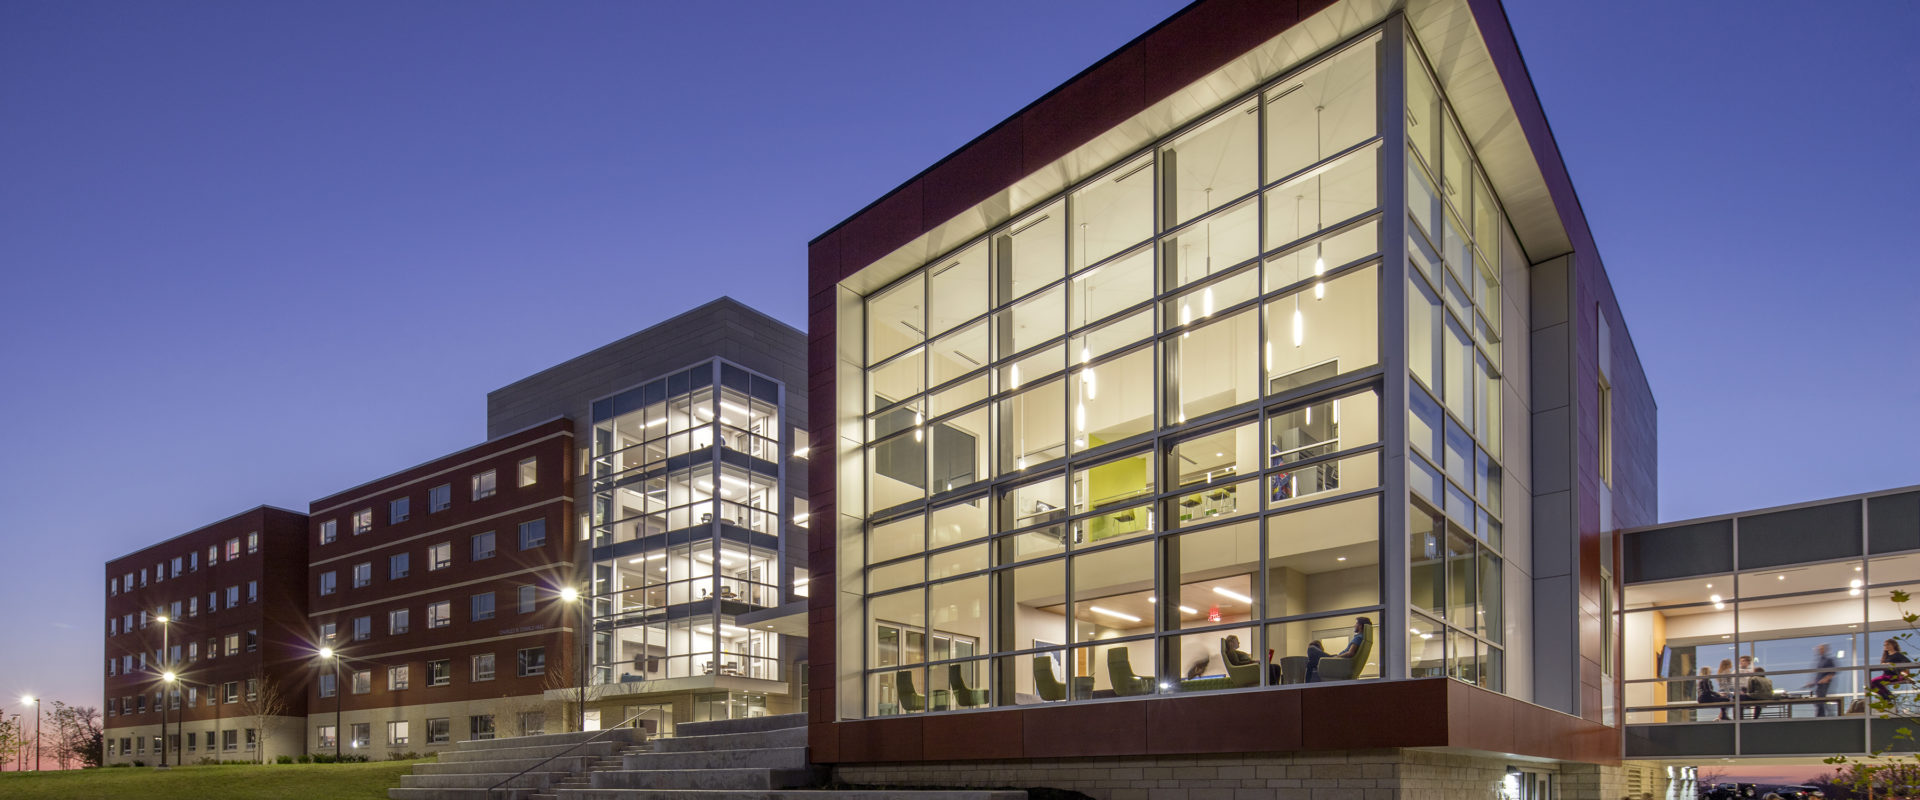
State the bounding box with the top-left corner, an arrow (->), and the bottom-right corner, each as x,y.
414,755 -> 597,775
388,789 -> 536,800
451,729 -> 641,752
649,726 -> 806,753
400,772 -> 567,789
441,741 -> 622,763
671,713 -> 807,738
592,767 -> 816,791
554,791 -> 1025,800
622,747 -> 807,772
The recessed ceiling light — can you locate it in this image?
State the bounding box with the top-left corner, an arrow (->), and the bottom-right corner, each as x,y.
1337,556 -> 1347,562
1212,586 -> 1252,604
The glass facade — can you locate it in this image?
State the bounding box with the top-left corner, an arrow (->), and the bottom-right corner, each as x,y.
841,25 -> 1518,717
589,359 -> 790,686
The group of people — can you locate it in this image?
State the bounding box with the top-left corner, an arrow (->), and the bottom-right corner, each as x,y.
1694,640 -> 1913,719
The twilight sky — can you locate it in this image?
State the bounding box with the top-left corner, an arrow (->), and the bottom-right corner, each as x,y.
1,0 -> 1915,737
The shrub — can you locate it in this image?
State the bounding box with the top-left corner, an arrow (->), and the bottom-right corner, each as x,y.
276,754 -> 294,764
297,753 -> 312,764
131,760 -> 145,767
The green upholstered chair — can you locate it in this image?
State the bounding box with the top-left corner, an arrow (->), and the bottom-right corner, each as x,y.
1317,624 -> 1375,682
1033,655 -> 1068,701
1221,637 -> 1263,688
896,670 -> 926,712
1107,648 -> 1156,696
949,663 -> 988,707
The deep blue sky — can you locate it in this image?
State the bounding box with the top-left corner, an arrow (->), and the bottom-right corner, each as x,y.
2,1 -> 1914,718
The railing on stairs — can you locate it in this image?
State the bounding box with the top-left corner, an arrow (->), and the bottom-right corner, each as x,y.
485,710 -> 654,800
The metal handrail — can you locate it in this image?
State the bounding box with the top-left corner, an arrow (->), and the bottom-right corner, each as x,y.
484,710 -> 654,800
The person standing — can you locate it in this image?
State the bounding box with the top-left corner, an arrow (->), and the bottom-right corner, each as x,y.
1807,644 -> 1837,716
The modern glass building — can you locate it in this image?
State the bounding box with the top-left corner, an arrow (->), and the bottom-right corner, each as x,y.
810,0 -> 1656,794
584,357 -> 799,726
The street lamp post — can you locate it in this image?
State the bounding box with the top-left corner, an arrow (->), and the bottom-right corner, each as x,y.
560,586 -> 584,732
158,614 -> 171,769
19,697 -> 38,772
319,647 -> 341,760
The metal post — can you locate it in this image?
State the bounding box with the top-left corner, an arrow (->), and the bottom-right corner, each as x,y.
160,621 -> 170,768
334,657 -> 342,760
578,598 -> 587,732
33,701 -> 40,771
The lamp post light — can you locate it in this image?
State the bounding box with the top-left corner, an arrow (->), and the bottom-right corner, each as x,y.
560,586 -> 584,732
157,614 -> 171,769
19,696 -> 38,772
318,647 -> 341,760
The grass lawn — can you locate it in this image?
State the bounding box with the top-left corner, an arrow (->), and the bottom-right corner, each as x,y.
0,759 -> 428,800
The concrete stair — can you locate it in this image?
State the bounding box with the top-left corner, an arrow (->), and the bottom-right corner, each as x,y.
390,713 -> 1025,800
386,728 -> 644,800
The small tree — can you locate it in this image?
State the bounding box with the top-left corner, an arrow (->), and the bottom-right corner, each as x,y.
1827,588 -> 1920,798
237,672 -> 289,764
0,715 -> 20,770
48,703 -> 101,769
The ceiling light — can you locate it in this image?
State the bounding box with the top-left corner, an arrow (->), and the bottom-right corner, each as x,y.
1212,586 -> 1253,604
1709,594 -> 1722,603
1089,606 -> 1141,623
1337,556 -> 1347,562
1778,574 -> 1786,581
1851,579 -> 1864,588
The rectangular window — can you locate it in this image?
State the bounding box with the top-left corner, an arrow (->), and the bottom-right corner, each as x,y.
518,457 -> 538,487
429,484 -> 451,513
110,577 -> 118,596
189,552 -> 198,571
351,670 -> 370,694
352,616 -> 370,641
1599,374 -> 1614,487
389,608 -> 410,635
429,542 -> 451,570
207,591 -> 217,612
319,571 -> 336,595
471,531 -> 496,561
352,562 -> 372,588
469,715 -> 496,741
518,519 -> 546,550
225,538 -> 240,559
188,597 -> 197,617
389,552 -> 409,579
387,720 -> 410,746
388,665 -> 409,691
226,585 -> 239,607
471,592 -> 495,621
352,509 -> 372,535
347,722 -> 367,748
247,678 -> 258,701
224,682 -> 238,703
429,659 -> 451,686
245,629 -> 258,652
426,717 -> 449,744
517,647 -> 546,677
428,601 -> 451,628
517,585 -> 536,613
172,556 -> 183,577
225,633 -> 241,655
389,497 -> 410,524
473,469 -> 497,500
317,725 -> 336,749
247,531 -> 258,553
320,519 -> 337,545
247,580 -> 258,602
472,653 -> 495,681
318,673 -> 336,698
320,621 -> 336,642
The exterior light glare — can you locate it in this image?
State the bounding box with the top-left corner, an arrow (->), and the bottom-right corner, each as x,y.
319,647 -> 334,659
560,587 -> 580,603
163,671 -> 177,682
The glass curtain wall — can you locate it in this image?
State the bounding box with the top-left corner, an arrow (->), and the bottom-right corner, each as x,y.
589,360 -> 786,685
856,31 -> 1398,717
1403,32 -> 1507,692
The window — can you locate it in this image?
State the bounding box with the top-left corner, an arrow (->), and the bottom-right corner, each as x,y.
109,618 -> 117,636
246,531 -> 258,553
352,616 -> 371,641
221,729 -> 238,752
110,577 -> 118,596
224,633 -> 241,655
319,571 -> 336,596
517,711 -> 546,737
1599,373 -> 1614,487
517,647 -> 546,677
472,469 -> 497,500
469,714 -> 496,741
172,556 -> 183,577
247,580 -> 258,602
389,608 -> 410,635
427,601 -> 451,628
319,621 -> 337,642
387,720 -> 410,746
226,585 -> 239,607
471,592 -> 495,621
388,665 -> 409,691
207,591 -> 218,612
320,519 -> 337,545
389,497 -> 410,525
245,629 -> 258,652
225,538 -> 240,559
188,597 -> 197,617
428,659 -> 451,686
246,678 -> 258,701
429,484 -> 451,513
318,673 -> 336,698
352,508 -> 372,535
389,552 -> 409,579
470,531 -> 496,561
518,457 -> 538,487
317,725 -> 336,749
204,546 -> 215,566
518,519 -> 546,550
348,722 -> 368,748
429,542 -> 451,570
352,562 -> 372,588
517,585 -> 536,613
189,552 -> 198,571
351,670 -> 370,694
426,717 -> 450,744
472,653 -> 496,681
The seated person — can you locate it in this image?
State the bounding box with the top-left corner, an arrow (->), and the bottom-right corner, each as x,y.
1306,617 -> 1370,682
1872,638 -> 1913,702
1222,634 -> 1277,685
1739,667 -> 1776,718
1695,666 -> 1730,720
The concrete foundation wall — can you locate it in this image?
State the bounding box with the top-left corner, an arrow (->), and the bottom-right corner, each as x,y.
103,715 -> 304,765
